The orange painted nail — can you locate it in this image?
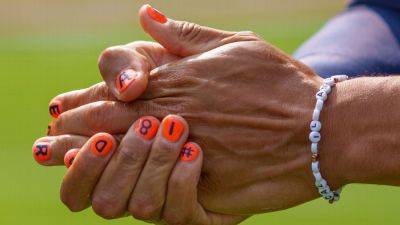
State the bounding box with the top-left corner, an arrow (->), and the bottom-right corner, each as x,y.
90,134 -> 114,157
64,149 -> 79,168
180,142 -> 200,162
135,116 -> 160,140
49,100 -> 62,118
146,5 -> 167,24
162,116 -> 185,142
32,142 -> 51,163
116,69 -> 136,93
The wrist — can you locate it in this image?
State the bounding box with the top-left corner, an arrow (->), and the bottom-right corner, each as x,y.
321,77 -> 400,187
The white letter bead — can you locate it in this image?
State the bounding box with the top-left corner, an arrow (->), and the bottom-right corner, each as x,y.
316,90 -> 327,101
311,143 -> 318,153
323,78 -> 335,86
315,99 -> 324,111
312,109 -> 320,121
322,191 -> 334,200
315,179 -> 327,188
332,75 -> 348,82
309,131 -> 321,143
320,84 -> 331,94
311,162 -> 319,173
310,120 -> 322,131
313,171 -> 323,182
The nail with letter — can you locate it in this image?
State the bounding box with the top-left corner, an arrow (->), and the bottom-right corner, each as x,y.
162,116 -> 185,142
116,69 -> 136,93
135,116 -> 160,140
180,142 -> 200,162
33,142 -> 51,163
90,133 -> 114,157
49,100 -> 62,118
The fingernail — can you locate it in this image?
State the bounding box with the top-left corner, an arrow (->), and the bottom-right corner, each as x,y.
46,121 -> 53,135
32,142 -> 51,163
90,133 -> 114,157
135,116 -> 160,140
180,142 -> 200,162
146,5 -> 167,24
162,116 -> 185,142
116,69 -> 137,93
64,149 -> 79,168
49,100 -> 62,118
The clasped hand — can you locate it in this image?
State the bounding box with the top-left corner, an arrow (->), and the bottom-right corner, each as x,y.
33,4 -> 340,225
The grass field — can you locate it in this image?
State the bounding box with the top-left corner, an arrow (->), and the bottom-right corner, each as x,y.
1,0 -> 399,225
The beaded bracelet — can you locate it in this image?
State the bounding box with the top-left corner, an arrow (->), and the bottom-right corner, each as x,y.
309,75 -> 348,203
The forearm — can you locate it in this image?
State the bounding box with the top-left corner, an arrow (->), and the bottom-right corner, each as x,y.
293,3 -> 400,78
322,76 -> 400,188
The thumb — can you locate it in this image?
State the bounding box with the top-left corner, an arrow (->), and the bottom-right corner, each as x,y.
139,4 -> 261,57
98,41 -> 180,102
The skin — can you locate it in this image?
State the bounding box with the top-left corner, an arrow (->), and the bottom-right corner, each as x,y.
57,115 -> 245,225
33,4 -> 400,225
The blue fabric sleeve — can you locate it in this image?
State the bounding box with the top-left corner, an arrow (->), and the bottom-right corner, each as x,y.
293,1 -> 400,78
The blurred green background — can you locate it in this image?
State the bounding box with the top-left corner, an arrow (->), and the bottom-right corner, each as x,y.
0,0 -> 399,224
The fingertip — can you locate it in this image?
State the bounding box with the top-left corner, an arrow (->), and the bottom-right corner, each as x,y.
64,148 -> 80,168
139,4 -> 168,29
161,115 -> 189,143
180,142 -> 202,163
32,141 -> 51,165
133,116 -> 160,141
49,99 -> 63,119
115,69 -> 148,102
89,133 -> 117,157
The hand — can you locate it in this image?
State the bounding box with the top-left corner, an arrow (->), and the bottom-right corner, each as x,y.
35,115 -> 245,224
39,4 -> 334,216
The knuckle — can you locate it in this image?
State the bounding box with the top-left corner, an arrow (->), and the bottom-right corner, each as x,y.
98,46 -> 129,76
168,174 -> 189,191
223,31 -> 262,44
84,101 -> 114,134
52,135 -> 72,152
178,21 -> 201,40
98,46 -> 123,63
118,143 -> 148,165
147,153 -> 169,169
173,21 -> 202,55
52,113 -> 65,135
129,198 -> 160,221
89,82 -> 115,101
236,30 -> 260,40
147,146 -> 177,167
92,195 -> 121,220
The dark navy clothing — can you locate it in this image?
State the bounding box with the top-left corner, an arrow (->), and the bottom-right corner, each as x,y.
294,0 -> 400,78
351,0 -> 400,10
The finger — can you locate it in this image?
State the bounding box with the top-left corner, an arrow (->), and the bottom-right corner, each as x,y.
128,115 -> 189,222
64,148 -> 79,168
48,82 -> 115,119
91,116 -> 160,219
98,41 -> 180,102
139,4 -> 261,57
60,133 -> 116,212
49,100 -> 165,136
162,142 -> 204,224
32,135 -> 88,166
163,143 -> 247,225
